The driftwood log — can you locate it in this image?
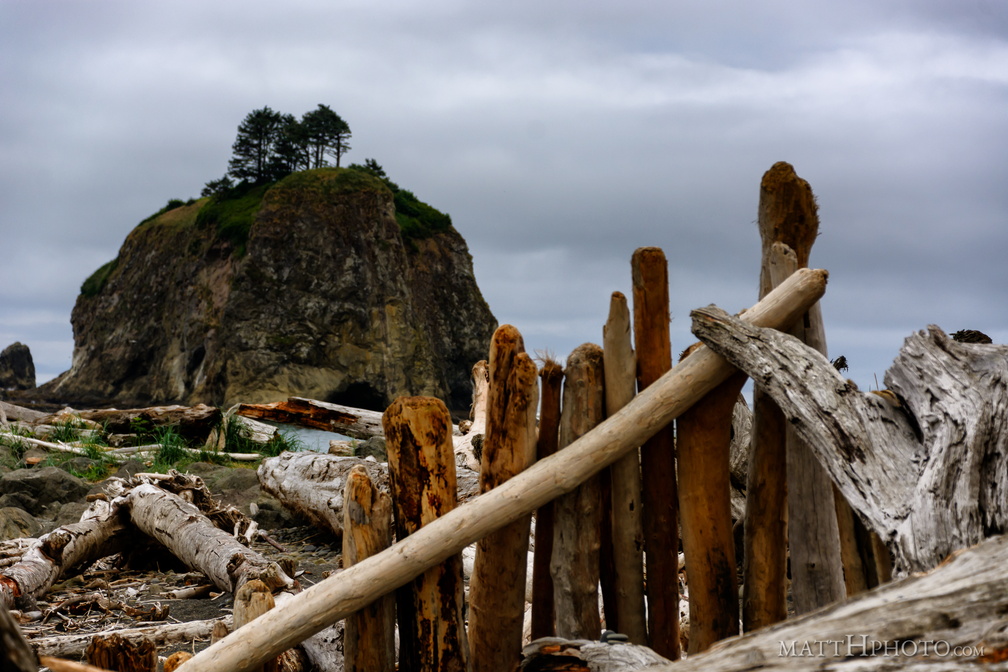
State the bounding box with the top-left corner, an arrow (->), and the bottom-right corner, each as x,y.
2,602 -> 37,672
173,267 -> 828,672
235,397 -> 383,439
36,404 -> 222,444
692,306 -> 1008,575
257,451 -> 479,539
454,360 -> 489,472
469,325 -> 539,672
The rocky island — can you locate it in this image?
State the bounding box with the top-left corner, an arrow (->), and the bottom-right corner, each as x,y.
38,168 -> 496,415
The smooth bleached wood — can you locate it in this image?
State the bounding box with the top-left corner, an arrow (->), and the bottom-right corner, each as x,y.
174,267 -> 828,672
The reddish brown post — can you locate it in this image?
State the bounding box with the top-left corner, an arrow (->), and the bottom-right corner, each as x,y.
677,343 -> 746,653
530,358 -> 563,639
343,465 -> 395,672
631,246 -> 680,659
468,325 -> 539,672
384,397 -> 470,672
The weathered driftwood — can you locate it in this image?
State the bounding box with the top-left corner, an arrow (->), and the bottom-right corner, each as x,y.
676,343 -> 746,654
454,360 -> 489,471
172,267 -> 828,672
235,397 -> 383,440
233,580 -> 280,672
40,404 -> 223,443
531,358 -> 563,639
631,246 -> 680,659
552,343 -> 606,640
602,291 -> 647,645
0,500 -> 130,609
469,325 -> 539,672
343,465 -> 395,672
692,306 -> 1008,575
85,632 -> 156,672
521,635 -> 668,670
384,396 -> 470,672
257,452 -> 479,538
257,453 -> 390,537
126,483 -> 292,594
33,616 -> 233,658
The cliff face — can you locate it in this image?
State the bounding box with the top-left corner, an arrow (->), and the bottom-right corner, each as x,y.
46,169 -> 496,414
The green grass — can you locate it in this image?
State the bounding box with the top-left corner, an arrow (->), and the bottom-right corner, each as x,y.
195,182 -> 271,256
152,425 -> 188,468
81,258 -> 119,298
394,189 -> 452,243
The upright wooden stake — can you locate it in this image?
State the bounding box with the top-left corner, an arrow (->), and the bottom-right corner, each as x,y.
741,243 -> 793,631
530,359 -> 563,639
468,325 -> 539,672
631,247 -> 680,659
85,634 -> 156,672
551,343 -> 606,639
677,343 -> 746,653
384,397 -> 470,672
757,162 -> 847,614
343,466 -> 395,672
602,291 -> 647,644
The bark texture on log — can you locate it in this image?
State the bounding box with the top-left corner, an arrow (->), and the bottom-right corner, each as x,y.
531,359 -> 563,640
603,291 -> 647,645
85,633 -> 156,672
172,268 -> 828,672
236,397 -> 383,439
127,483 -> 292,594
631,246 -> 680,660
343,465 -> 395,672
692,306 -> 1008,574
469,325 -> 539,672
1,602 -> 37,672
676,343 -> 745,654
384,396 -> 470,672
552,343 -> 606,640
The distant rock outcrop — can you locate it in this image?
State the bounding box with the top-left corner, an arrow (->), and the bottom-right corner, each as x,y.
42,169 -> 496,415
0,342 -> 35,390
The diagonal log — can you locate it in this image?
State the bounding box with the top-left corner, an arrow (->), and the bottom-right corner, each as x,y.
691,305 -> 1008,574
175,267 -> 828,672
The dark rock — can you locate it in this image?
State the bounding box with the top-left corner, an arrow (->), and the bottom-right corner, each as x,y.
0,466 -> 90,516
354,436 -> 387,461
40,170 -> 496,415
59,457 -> 100,476
0,506 -> 42,539
113,459 -> 147,479
0,342 -> 35,390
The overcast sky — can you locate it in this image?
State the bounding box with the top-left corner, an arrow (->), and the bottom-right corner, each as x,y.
2,1 -> 1007,397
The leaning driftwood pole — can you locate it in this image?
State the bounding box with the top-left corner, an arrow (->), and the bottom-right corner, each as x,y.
676,343 -> 746,653
631,246 -> 680,659
602,291 -> 647,644
384,397 -> 470,672
468,325 -> 539,672
174,268 -> 827,672
530,358 -> 563,639
551,343 -> 606,639
342,466 -> 395,672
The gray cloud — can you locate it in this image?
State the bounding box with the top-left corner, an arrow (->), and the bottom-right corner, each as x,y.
2,0 -> 1006,396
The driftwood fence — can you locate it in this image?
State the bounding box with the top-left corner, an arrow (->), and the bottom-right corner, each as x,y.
7,162 -> 1007,672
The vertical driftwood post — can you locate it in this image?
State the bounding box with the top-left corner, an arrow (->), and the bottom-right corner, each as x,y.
741,243 -> 794,631
468,325 -> 539,672
343,465 -> 395,672
677,343 -> 746,653
632,247 -> 680,659
551,343 -> 606,639
530,359 -> 563,639
757,162 -> 847,615
602,291 -> 647,644
85,633 -> 157,672
232,580 -> 277,672
384,397 -> 470,672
